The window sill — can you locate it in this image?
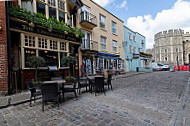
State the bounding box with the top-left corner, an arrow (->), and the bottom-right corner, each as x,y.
100,28 -> 107,32
112,33 -> 118,36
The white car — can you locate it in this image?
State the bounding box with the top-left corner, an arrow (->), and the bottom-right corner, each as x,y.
152,62 -> 169,71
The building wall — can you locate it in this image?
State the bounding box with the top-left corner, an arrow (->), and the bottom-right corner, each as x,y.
77,0 -> 125,75
0,1 -> 8,92
153,29 -> 190,66
124,26 -> 147,72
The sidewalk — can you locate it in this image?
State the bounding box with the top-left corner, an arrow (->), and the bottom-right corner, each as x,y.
0,72 -> 151,109
113,71 -> 151,79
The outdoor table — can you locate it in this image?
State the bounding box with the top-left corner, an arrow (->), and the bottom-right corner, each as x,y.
87,75 -> 103,80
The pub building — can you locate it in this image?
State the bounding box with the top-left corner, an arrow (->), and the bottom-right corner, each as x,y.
6,0 -> 83,93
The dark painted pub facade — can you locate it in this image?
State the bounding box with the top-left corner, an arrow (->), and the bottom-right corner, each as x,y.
1,0 -> 83,94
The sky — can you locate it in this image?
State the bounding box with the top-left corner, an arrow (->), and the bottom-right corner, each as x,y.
92,0 -> 190,49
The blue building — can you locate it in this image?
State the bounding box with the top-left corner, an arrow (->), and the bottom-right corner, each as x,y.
123,26 -> 152,72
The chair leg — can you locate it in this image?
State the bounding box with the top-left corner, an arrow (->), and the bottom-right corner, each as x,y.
30,96 -> 32,107
34,96 -> 36,103
86,86 -> 87,91
57,101 -> 59,110
42,101 -> 44,112
74,91 -> 77,99
110,84 -> 113,91
79,89 -> 81,95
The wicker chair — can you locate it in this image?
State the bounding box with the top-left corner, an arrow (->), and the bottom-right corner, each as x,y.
94,77 -> 105,96
41,83 -> 59,112
104,74 -> 113,90
26,81 -> 42,107
51,77 -> 63,101
63,78 -> 78,100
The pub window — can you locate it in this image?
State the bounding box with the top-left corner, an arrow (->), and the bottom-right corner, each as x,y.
60,42 -> 67,51
50,40 -> 58,50
58,0 -> 65,10
21,1 -> 33,12
59,11 -> 65,22
49,7 -> 56,19
24,35 -> 35,47
39,0 -> 45,2
38,38 -> 47,49
60,52 -> 67,67
48,0 -> 55,6
37,2 -> 45,16
39,50 -> 58,66
25,49 -> 36,67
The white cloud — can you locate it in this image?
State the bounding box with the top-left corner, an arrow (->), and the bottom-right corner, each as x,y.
116,0 -> 127,8
92,0 -> 113,7
126,0 -> 190,49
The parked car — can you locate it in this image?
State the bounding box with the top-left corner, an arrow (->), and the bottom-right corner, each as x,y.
152,62 -> 169,71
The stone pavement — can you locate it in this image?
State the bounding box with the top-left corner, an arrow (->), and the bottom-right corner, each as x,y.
0,71 -> 189,126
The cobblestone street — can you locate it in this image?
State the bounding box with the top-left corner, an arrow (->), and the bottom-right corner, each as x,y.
0,72 -> 190,126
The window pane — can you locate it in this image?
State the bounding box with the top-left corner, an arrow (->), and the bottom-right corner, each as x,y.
58,0 -> 65,10
37,2 -> 45,15
60,53 -> 67,67
49,7 -> 56,19
100,15 -> 105,29
59,11 -> 65,22
39,50 -> 58,66
25,49 -> 36,67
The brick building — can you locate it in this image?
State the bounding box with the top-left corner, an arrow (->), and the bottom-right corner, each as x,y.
0,2 -> 8,94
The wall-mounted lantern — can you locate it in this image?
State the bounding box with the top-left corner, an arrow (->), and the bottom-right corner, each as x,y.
0,20 -> 2,32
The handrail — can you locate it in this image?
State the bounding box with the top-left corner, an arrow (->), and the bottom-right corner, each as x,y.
80,10 -> 97,25
81,39 -> 98,51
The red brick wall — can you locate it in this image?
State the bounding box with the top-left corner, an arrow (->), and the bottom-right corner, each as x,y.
0,2 -> 8,92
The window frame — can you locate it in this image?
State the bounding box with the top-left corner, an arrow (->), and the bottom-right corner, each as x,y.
100,36 -> 106,51
22,33 -> 69,69
112,21 -> 116,34
99,14 -> 106,29
112,40 -> 117,53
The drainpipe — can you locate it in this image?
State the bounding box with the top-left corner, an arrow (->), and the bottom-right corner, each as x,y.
6,1 -> 11,94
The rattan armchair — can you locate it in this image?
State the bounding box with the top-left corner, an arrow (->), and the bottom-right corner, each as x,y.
41,83 -> 59,112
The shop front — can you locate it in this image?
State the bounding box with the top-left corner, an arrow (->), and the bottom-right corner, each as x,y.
95,53 -> 124,76
8,16 -> 81,93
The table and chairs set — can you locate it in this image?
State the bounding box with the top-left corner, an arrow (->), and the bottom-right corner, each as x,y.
26,74 -> 113,111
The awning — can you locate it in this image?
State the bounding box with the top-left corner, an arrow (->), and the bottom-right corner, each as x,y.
95,56 -> 122,60
97,52 -> 120,57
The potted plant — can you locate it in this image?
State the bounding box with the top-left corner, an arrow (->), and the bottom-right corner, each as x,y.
26,56 -> 46,81
65,76 -> 74,83
62,56 -> 76,76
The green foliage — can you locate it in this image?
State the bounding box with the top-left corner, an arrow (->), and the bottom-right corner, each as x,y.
62,56 -> 76,66
26,56 -> 46,68
65,76 -> 74,82
32,81 -> 42,85
73,26 -> 84,37
9,5 -> 84,37
140,52 -> 153,57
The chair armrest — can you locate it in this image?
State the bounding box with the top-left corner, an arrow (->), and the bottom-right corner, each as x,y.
28,87 -> 35,90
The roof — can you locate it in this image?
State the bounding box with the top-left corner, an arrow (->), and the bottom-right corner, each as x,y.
89,0 -> 124,23
124,25 -> 145,38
